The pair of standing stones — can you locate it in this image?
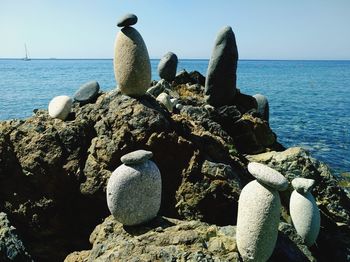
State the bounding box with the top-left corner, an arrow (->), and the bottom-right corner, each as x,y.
237,162 -> 320,261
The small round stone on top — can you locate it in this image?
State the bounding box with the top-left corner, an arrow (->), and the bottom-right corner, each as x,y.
117,13 -> 138,27
120,150 -> 153,165
248,162 -> 289,191
292,178 -> 315,194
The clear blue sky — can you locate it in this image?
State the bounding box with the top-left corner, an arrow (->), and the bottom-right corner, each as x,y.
1,0 -> 350,59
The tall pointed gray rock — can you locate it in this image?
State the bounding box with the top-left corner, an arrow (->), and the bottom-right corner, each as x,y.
205,26 -> 238,107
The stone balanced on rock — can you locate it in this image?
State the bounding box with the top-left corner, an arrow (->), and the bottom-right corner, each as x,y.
114,13 -> 151,96
253,94 -> 269,122
158,52 -> 178,82
48,95 -> 72,121
106,150 -> 162,226
237,162 -> 288,262
74,81 -> 100,105
290,178 -> 320,246
205,26 -> 238,107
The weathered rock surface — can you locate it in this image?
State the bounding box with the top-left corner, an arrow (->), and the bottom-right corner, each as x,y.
0,212 -> 32,262
114,27 -> 151,96
205,26 -> 238,107
158,52 -> 178,81
65,215 -> 312,262
0,72 -> 349,261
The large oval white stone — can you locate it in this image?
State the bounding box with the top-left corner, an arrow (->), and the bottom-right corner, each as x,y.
237,180 -> 281,261
290,190 -> 320,246
48,95 -> 72,120
106,160 -> 161,226
113,27 -> 151,96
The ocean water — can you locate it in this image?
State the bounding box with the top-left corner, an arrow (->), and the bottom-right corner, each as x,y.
0,59 -> 349,175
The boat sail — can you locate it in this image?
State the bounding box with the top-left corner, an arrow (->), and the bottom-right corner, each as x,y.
23,44 -> 31,61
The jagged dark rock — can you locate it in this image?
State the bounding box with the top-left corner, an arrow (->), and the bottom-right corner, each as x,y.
0,74 -> 348,261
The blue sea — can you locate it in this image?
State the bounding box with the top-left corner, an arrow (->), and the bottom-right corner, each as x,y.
0,59 -> 349,175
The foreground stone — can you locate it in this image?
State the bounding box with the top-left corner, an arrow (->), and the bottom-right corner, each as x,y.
205,26 -> 238,107
107,151 -> 161,226
290,178 -> 320,247
114,26 -> 151,96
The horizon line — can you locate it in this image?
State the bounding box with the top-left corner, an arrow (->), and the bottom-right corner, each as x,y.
1,57 -> 350,62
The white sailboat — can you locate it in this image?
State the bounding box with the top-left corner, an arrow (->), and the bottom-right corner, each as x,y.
23,44 -> 31,61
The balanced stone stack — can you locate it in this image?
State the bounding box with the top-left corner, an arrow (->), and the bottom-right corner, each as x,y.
106,150 -> 162,226
290,178 -> 320,246
205,26 -> 238,107
158,52 -> 178,82
48,95 -> 72,121
236,162 -> 288,262
74,81 -> 100,105
114,14 -> 151,96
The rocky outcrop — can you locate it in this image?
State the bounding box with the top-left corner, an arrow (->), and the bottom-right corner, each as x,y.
0,212 -> 32,262
64,215 -> 312,262
0,70 -> 349,261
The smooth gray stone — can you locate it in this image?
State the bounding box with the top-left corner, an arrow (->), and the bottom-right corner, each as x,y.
114,27 -> 151,96
158,52 -> 178,81
120,150 -> 153,165
117,13 -> 138,27
74,81 -> 100,104
106,160 -> 161,226
248,162 -> 289,191
205,26 -> 238,107
253,94 -> 269,122
292,178 -> 315,194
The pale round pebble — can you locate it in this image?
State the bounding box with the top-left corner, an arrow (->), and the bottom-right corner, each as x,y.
247,162 -> 288,191
156,92 -> 173,111
48,95 -> 72,120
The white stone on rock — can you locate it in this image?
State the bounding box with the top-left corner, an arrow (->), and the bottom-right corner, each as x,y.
237,180 -> 281,262
156,92 -> 173,111
114,27 -> 151,96
106,155 -> 161,226
120,149 -> 153,165
291,177 -> 315,194
290,178 -> 320,246
48,95 -> 72,120
247,162 -> 288,191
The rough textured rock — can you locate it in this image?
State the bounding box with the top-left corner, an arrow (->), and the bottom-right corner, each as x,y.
248,162 -> 289,191
253,94 -> 269,122
48,95 -> 72,120
290,178 -> 320,247
65,216 -> 312,262
117,13 -> 138,27
74,81 -> 100,104
106,157 -> 161,226
236,180 -> 281,262
158,52 -> 178,81
0,212 -> 32,262
114,27 -> 151,96
205,26 -> 238,107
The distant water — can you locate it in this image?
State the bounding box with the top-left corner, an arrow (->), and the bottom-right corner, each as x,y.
0,59 -> 349,175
